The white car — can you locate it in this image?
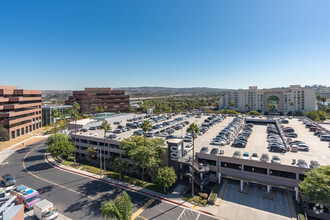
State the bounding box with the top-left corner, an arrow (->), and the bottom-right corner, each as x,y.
212,140 -> 226,146
184,144 -> 193,151
292,144 -> 309,151
241,152 -> 249,160
250,153 -> 259,161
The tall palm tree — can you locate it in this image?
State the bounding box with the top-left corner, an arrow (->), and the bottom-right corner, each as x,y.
51,109 -> 60,147
141,120 -> 152,146
100,120 -> 111,175
290,101 -> 295,117
101,191 -> 132,220
316,94 -> 322,110
228,101 -> 234,110
320,96 -> 327,110
70,110 -> 79,165
186,123 -> 199,197
245,104 -> 250,113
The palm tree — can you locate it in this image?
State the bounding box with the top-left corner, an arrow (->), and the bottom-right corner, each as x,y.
320,96 -> 326,111
228,101 -> 234,110
245,104 -> 250,113
316,94 -> 322,110
141,120 -> 152,146
70,110 -> 79,165
100,120 -> 111,175
186,123 -> 199,197
290,101 -> 295,117
101,191 -> 132,220
51,109 -> 61,148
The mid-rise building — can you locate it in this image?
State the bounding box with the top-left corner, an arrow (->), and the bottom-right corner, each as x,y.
42,105 -> 72,126
219,85 -> 316,115
65,88 -> 130,114
0,85 -> 42,140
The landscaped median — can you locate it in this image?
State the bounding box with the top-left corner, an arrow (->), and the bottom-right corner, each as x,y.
59,158 -> 164,194
208,183 -> 222,205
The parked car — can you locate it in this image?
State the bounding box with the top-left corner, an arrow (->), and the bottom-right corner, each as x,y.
250,153 -> 259,161
310,160 -> 320,169
271,156 -> 281,164
285,133 -> 298,138
184,144 -> 193,151
108,134 -> 117,139
210,148 -> 219,155
81,128 -> 88,132
292,143 -> 309,151
241,152 -> 249,160
260,154 -> 269,162
1,174 -> 16,186
289,140 -> 305,146
269,144 -> 286,153
297,159 -> 308,168
200,147 -> 209,154
232,151 -> 241,158
113,129 -> 122,134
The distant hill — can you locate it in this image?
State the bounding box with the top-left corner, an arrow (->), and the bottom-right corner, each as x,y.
115,87 -> 232,97
41,87 -> 231,103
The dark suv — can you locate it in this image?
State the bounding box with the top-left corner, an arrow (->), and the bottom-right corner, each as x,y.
269,145 -> 287,153
1,174 -> 16,186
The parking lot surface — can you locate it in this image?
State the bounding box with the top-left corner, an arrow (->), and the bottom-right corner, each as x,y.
214,180 -> 296,220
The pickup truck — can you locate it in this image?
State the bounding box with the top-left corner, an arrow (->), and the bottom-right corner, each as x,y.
33,199 -> 58,220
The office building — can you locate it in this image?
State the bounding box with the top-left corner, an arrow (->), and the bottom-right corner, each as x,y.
0,85 -> 42,140
65,88 -> 130,114
219,85 -> 316,115
42,105 -> 72,126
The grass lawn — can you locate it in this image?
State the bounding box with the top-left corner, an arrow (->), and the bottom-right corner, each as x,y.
61,159 -> 165,194
0,128 -> 45,151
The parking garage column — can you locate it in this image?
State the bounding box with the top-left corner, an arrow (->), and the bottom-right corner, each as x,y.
200,173 -> 203,181
295,187 -> 299,201
200,185 -> 203,192
267,185 -> 271,193
218,173 -> 221,184
240,180 -> 244,191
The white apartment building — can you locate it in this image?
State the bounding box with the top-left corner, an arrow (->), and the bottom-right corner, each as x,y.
219,85 -> 316,115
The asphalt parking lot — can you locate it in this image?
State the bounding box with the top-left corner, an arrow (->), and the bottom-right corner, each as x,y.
214,179 -> 296,220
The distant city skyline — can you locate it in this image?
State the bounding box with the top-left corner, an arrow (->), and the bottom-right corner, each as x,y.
1,0 -> 330,90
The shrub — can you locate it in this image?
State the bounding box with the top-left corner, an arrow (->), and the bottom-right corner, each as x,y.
198,193 -> 208,199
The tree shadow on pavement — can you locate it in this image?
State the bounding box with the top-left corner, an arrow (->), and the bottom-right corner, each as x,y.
25,162 -> 53,172
37,185 -> 55,195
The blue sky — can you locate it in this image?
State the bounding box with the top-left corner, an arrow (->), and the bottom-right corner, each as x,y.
0,0 -> 329,90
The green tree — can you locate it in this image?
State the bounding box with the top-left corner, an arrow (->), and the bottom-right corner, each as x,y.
101,191 -> 132,220
306,111 -> 318,121
154,166 -> 177,193
316,94 -> 322,110
70,109 -> 80,165
86,148 -> 97,162
100,120 -> 111,175
245,104 -> 250,112
228,101 -> 234,110
47,136 -> 74,158
290,101 -> 295,117
51,109 -> 61,148
141,120 -> 152,146
299,166 -> 330,206
0,125 -> 9,141
109,157 -> 128,180
247,111 -> 261,115
121,136 -> 165,183
47,133 -> 71,146
186,123 -> 199,197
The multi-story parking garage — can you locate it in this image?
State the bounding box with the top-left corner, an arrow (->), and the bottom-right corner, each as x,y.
70,113 -> 329,203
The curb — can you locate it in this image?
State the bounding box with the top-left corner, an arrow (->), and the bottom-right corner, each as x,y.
45,155 -> 214,217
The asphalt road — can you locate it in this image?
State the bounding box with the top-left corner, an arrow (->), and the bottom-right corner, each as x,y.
0,140 -> 218,220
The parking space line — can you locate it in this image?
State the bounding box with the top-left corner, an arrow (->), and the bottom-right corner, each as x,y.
196,212 -> 201,220
286,191 -> 294,220
177,209 -> 185,220
215,179 -> 228,206
131,198 -> 155,220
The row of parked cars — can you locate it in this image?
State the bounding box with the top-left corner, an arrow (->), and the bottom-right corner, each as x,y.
210,117 -> 244,146
301,118 -> 330,141
267,124 -> 288,152
231,123 -> 254,148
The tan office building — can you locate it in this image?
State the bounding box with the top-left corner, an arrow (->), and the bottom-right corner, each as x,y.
65,88 -> 130,114
0,85 -> 42,140
219,85 -> 316,115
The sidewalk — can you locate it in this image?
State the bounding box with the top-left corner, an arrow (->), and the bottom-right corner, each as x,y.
46,154 -> 218,217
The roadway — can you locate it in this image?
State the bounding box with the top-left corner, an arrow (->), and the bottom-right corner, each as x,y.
0,139 -> 218,220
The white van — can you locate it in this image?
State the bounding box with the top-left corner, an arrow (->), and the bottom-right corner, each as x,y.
320,135 -> 330,141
